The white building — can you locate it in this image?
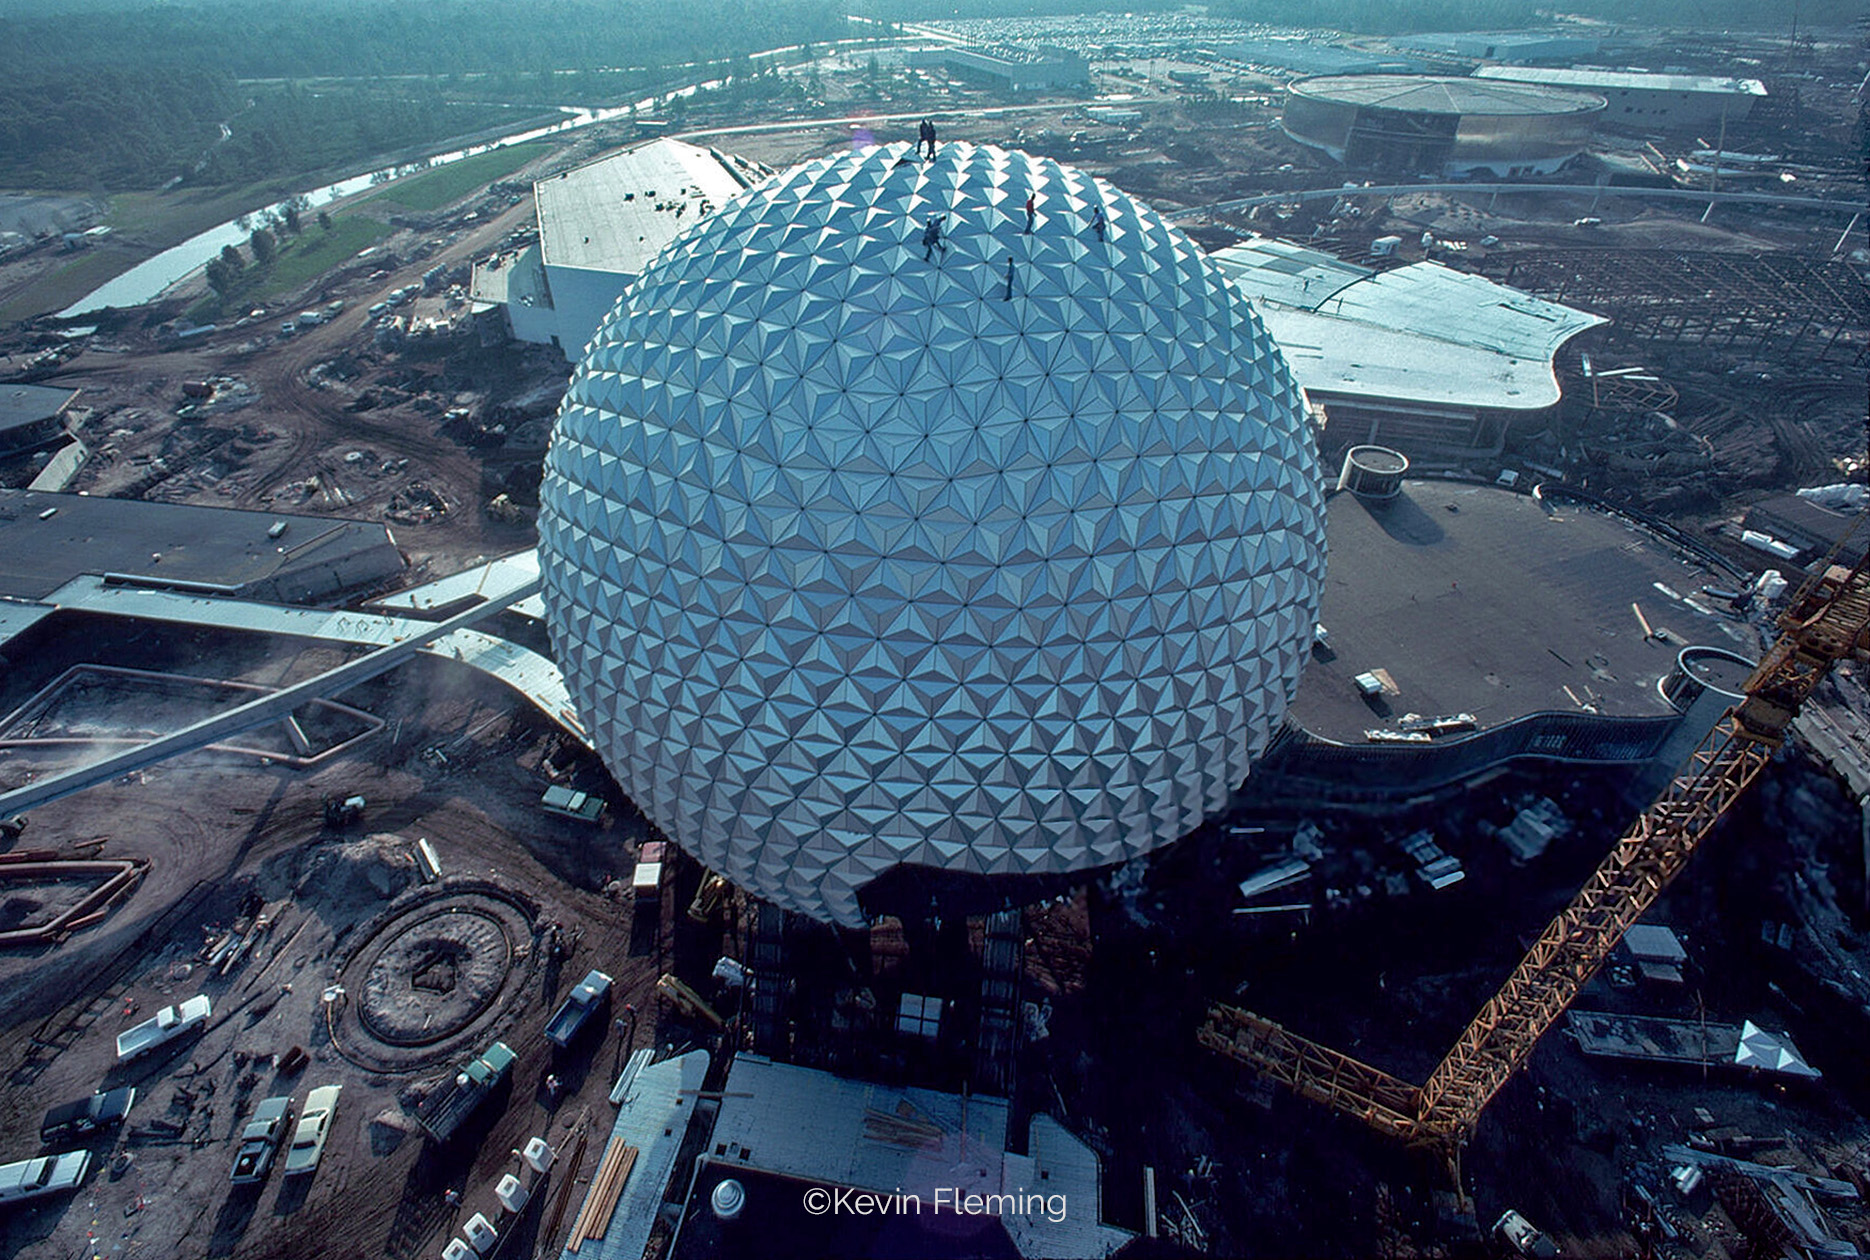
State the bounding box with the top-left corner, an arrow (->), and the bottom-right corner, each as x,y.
539,143 -> 1327,926
470,139 -> 769,360
1212,235 -> 1606,459
1473,66 -> 1766,131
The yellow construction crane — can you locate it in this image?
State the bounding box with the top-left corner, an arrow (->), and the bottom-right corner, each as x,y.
1202,555 -> 1870,1154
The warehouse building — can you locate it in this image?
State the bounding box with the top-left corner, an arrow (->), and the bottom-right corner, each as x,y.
0,384 -> 79,457
1473,66 -> 1766,131
1221,38 -> 1420,78
470,139 -> 768,361
1282,74 -> 1605,177
1390,31 -> 1602,65
1212,235 -> 1605,459
0,490 -> 405,605
908,43 -> 1089,92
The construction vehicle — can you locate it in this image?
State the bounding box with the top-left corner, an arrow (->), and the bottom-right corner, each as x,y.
417,1042 -> 515,1143
656,974 -> 724,1029
633,842 -> 666,904
545,970 -> 612,1048
322,795 -> 365,829
1201,556 -> 1870,1158
687,872 -> 731,924
1495,1210 -> 1560,1258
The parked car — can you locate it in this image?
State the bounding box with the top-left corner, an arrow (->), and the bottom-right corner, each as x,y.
40,1088 -> 136,1147
230,1095 -> 293,1185
283,1086 -> 340,1176
0,1151 -> 90,1204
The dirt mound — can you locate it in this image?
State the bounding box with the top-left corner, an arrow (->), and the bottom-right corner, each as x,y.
291,834 -> 414,909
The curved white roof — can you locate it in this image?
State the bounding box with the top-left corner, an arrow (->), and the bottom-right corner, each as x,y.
1289,74 -> 1604,116
1212,237 -> 1607,411
540,142 -> 1327,924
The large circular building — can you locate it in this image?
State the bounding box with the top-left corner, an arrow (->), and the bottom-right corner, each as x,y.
538,142 -> 1327,926
1283,75 -> 1604,177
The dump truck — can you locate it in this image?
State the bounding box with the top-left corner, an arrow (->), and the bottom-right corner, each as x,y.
417,1041 -> 515,1142
545,970 -> 612,1048
633,841 -> 666,904
116,996 -> 211,1062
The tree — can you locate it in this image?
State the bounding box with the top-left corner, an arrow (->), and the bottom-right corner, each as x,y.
316,209 -> 333,231
205,257 -> 234,298
249,227 -> 276,265
282,199 -> 305,234
220,242 -> 243,271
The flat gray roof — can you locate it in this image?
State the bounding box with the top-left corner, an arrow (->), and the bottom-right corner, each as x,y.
1474,65 -> 1767,96
0,490 -> 401,602
556,1051 -> 709,1260
1290,73 -> 1604,115
708,1055 -> 1130,1260
468,241 -> 549,310
536,139 -> 764,276
1289,482 -> 1750,743
0,384 -> 77,435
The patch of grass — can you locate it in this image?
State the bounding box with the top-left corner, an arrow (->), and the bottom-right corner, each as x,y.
367,142 -> 552,213
186,215 -> 392,322
104,181 -> 300,242
260,216 -> 392,296
0,247 -> 130,324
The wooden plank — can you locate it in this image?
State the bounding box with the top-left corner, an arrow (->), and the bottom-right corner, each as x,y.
586,1144 -> 637,1241
542,1126 -> 589,1255
566,1140 -> 637,1253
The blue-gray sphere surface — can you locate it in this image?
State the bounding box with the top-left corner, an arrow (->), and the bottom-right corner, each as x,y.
540,141 -> 1326,925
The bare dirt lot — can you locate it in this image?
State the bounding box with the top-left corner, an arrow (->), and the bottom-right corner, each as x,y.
0,615 -> 713,1260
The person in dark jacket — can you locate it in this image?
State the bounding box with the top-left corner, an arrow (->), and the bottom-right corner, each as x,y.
922,214 -> 947,261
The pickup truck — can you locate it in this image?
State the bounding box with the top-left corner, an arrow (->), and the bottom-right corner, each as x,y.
116,996 -> 212,1061
540,786 -> 604,824
0,1150 -> 90,1204
417,1042 -> 515,1143
40,1088 -> 136,1147
544,971 -> 612,1048
230,1095 -> 292,1185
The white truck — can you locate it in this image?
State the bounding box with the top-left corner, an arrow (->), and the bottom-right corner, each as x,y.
116,995 -> 212,1062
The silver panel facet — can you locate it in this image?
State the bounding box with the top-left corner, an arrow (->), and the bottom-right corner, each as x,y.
540,142 -> 1327,925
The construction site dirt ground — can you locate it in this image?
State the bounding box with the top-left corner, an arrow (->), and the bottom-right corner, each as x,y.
1002,752 -> 1870,1258
0,47 -> 1862,1260
0,615 -> 724,1260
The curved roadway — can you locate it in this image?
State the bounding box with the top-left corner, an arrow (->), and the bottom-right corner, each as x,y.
1169,181 -> 1860,220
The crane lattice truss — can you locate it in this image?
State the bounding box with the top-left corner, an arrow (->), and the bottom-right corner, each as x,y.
1202,559 -> 1870,1149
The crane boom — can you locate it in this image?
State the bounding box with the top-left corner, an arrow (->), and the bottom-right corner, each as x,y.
1202,558 -> 1870,1148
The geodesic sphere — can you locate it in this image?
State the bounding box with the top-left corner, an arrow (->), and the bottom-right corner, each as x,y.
539,142 -> 1326,926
